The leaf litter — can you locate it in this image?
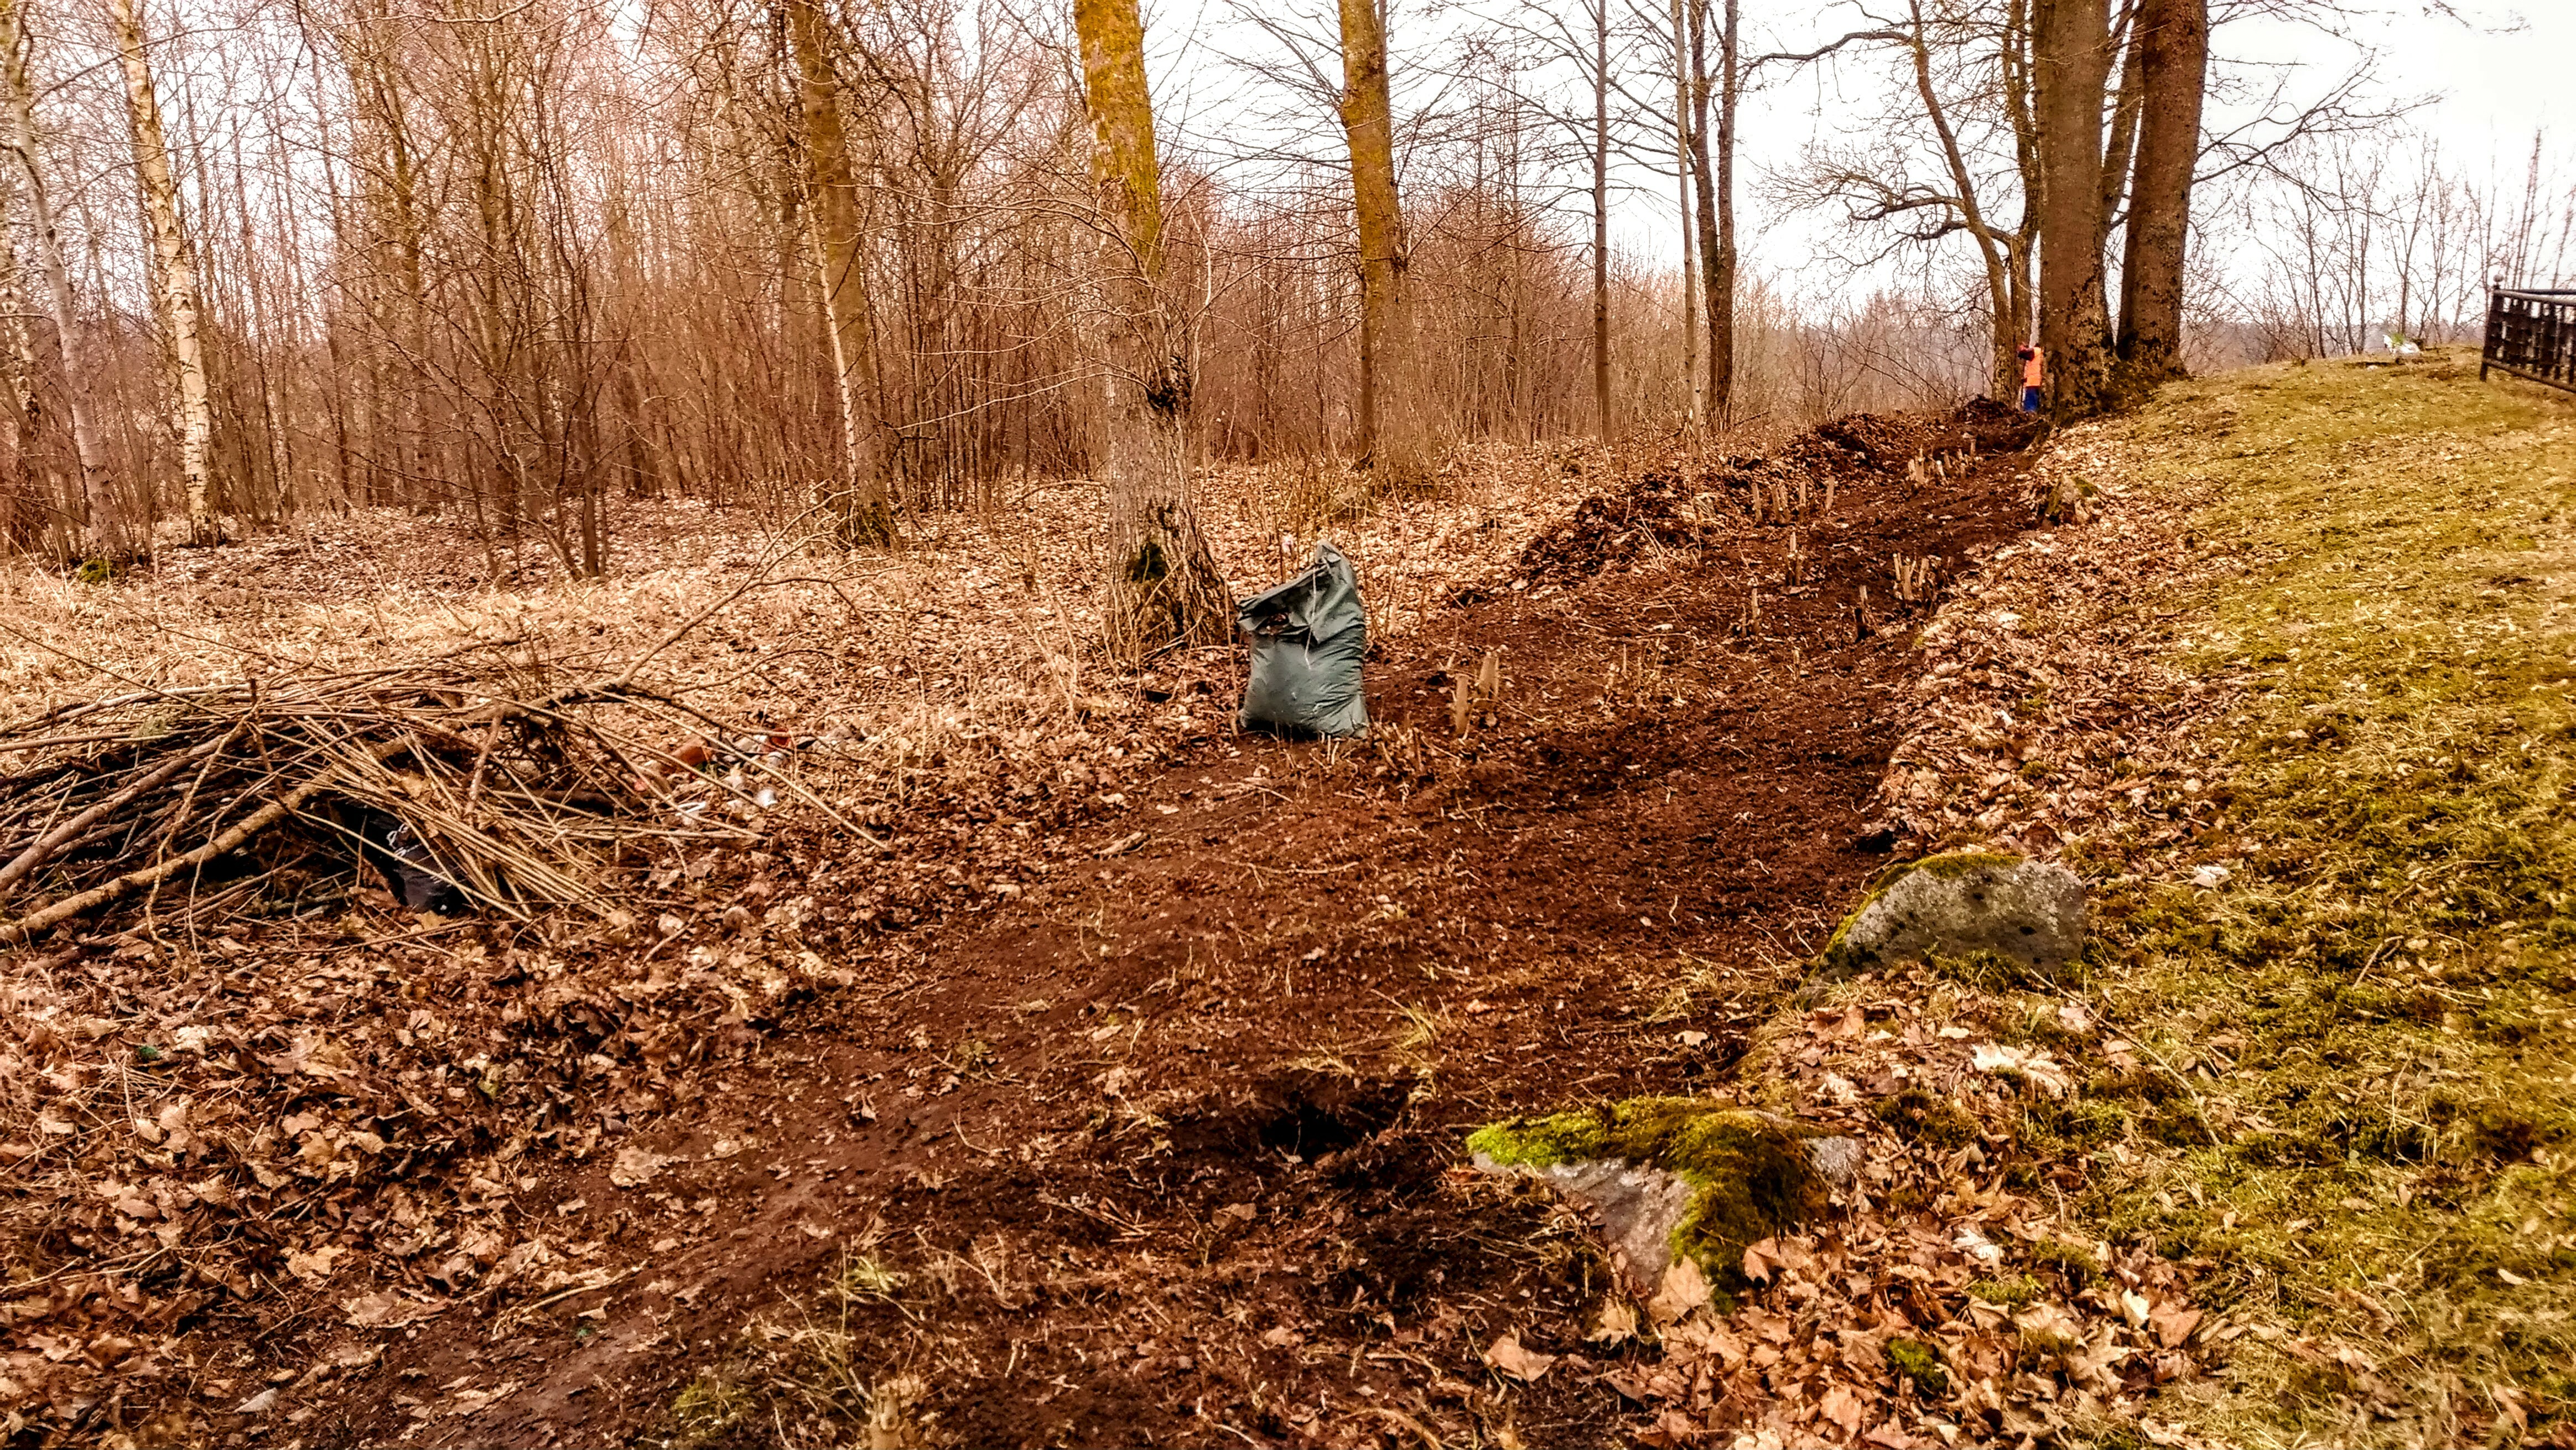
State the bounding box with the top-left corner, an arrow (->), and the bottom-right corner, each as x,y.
0,409 -> 2270,1448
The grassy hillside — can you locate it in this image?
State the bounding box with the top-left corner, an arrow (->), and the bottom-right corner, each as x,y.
2076,352 -> 2576,1445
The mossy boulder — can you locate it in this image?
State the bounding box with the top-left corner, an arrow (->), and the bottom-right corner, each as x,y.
1467,1099 -> 1858,1297
1819,851 -> 2086,979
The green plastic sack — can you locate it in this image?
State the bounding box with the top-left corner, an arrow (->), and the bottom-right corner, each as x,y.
1238,542 -> 1368,738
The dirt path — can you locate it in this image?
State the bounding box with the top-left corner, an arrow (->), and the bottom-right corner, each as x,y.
303,408 -> 2042,1448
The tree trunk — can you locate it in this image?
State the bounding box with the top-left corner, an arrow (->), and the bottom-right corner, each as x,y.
1710,0 -> 1737,418
1903,0 -> 2022,398
1335,0 -> 1423,483
0,177 -> 57,552
1671,0 -> 1699,424
1071,0 -> 1230,657
785,0 -> 894,546
1685,0 -> 1736,422
2115,0 -> 2205,387
2033,0 -> 2115,421
1,0 -> 113,555
109,0 -> 219,542
1591,0 -> 1611,436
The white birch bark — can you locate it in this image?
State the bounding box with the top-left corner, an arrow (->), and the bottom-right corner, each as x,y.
0,0 -> 112,551
109,0 -> 219,539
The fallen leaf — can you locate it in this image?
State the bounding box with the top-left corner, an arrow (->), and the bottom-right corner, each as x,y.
284,1245 -> 343,1285
1952,1226 -> 2005,1264
1647,1256 -> 1713,1324
1819,1383 -> 1866,1433
2149,1302 -> 2205,1349
1971,1042 -> 2071,1095
1587,1301 -> 1639,1345
1483,1332 -> 1557,1382
341,1292 -> 446,1328
609,1147 -> 668,1189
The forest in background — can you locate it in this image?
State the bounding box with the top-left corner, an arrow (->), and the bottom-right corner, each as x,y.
0,0 -> 2563,590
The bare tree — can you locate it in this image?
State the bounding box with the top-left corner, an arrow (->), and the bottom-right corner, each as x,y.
2114,0 -> 2203,387
110,0 -> 218,541
1685,0 -> 1738,418
1670,0 -> 1698,421
1,0 -> 111,553
1071,0 -> 1230,654
2032,0 -> 2113,419
787,0 -> 895,545
1334,0 -> 1429,479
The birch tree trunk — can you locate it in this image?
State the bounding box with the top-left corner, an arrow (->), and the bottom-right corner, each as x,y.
2114,0 -> 2204,387
786,0 -> 894,546
1336,0 -> 1425,484
2033,0 -> 2115,421
1071,0 -> 1230,657
1,0 -> 113,554
0,163 -> 52,550
108,0 -> 219,542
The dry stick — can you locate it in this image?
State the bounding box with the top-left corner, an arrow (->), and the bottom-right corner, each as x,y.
0,730 -> 160,756
0,727 -> 238,902
0,739 -> 404,947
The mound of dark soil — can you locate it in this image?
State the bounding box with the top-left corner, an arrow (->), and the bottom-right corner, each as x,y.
1461,402 -> 2043,598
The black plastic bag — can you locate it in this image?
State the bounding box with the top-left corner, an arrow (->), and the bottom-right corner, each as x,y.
382,824 -> 469,913
1238,542 -> 1368,738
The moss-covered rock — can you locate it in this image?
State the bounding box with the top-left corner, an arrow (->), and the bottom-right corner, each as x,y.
1467,1099 -> 1854,1299
1818,850 -> 2087,979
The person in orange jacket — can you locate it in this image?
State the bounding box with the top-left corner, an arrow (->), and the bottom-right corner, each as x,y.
2017,344 -> 2044,412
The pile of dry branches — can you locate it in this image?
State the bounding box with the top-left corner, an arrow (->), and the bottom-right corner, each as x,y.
0,644 -> 844,948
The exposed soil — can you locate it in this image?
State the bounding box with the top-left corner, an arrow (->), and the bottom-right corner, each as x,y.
165,404 -> 2044,1448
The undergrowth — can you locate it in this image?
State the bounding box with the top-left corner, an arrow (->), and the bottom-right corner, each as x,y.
2077,354 -> 2576,1446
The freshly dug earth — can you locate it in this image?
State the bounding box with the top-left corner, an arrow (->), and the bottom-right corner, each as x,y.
4,403 -> 2042,1448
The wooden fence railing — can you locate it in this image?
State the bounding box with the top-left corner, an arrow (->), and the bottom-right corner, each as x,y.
2482,287 -> 2576,392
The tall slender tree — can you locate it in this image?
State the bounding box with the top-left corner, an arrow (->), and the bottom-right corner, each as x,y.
786,0 -> 895,545
2115,0 -> 2206,387
1671,0 -> 1699,423
1685,0 -> 1737,420
1070,0 -> 1230,655
1335,0 -> 1424,481
0,0 -> 109,553
1590,0 -> 1610,434
109,0 -> 218,541
0,146 -> 53,550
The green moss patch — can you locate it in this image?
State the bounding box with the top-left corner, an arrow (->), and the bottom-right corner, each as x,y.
1885,1337 -> 1950,1397
1467,1098 -> 1826,1293
2060,355 -> 2576,1442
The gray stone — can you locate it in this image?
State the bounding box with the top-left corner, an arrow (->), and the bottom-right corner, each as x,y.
1820,851 -> 2086,977
1472,1131 -> 1863,1296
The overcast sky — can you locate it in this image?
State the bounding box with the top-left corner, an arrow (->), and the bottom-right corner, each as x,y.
1148,0 -> 2570,286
